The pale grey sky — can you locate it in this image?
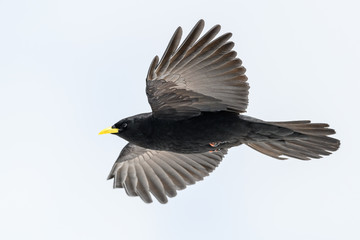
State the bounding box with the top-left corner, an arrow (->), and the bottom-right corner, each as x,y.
0,0 -> 359,239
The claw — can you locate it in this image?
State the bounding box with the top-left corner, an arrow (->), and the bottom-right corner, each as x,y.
209,149 -> 219,153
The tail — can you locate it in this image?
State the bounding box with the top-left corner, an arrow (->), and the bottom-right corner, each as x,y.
244,118 -> 340,160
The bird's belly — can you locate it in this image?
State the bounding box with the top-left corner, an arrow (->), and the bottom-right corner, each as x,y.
149,133 -> 228,153
142,112 -> 248,153
153,133 -> 222,153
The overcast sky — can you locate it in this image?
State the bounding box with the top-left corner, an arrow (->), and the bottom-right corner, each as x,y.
1,0 -> 359,239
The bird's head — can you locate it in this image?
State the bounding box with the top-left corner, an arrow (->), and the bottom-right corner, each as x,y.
98,117 -> 133,139
99,113 -> 151,141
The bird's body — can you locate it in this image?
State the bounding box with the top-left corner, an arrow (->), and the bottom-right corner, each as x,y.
117,111 -> 306,154
118,111 -> 246,153
99,20 -> 340,203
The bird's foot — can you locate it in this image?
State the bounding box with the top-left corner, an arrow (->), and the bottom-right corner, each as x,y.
209,142 -> 220,147
209,149 -> 220,153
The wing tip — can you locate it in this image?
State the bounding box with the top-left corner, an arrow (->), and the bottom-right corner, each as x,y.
146,55 -> 159,80
196,19 -> 205,30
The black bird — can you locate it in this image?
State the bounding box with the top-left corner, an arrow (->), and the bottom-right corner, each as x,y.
99,20 -> 340,204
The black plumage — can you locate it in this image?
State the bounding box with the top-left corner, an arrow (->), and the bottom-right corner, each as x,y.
99,20 -> 340,204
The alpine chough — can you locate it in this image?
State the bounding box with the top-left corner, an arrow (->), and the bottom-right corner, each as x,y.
99,20 -> 340,204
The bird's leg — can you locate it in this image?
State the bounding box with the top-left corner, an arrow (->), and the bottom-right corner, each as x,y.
209,142 -> 222,152
209,142 -> 220,147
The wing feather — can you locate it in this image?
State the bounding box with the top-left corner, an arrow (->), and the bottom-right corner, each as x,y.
124,161 -> 138,196
146,20 -> 249,119
138,155 -> 168,203
133,159 -> 152,203
156,27 -> 182,76
108,143 -> 227,203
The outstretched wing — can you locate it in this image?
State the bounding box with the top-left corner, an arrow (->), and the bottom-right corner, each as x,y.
146,19 -> 249,119
108,143 -> 228,203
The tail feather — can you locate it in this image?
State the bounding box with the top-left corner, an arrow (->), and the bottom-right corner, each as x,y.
269,121 -> 336,136
246,120 -> 340,160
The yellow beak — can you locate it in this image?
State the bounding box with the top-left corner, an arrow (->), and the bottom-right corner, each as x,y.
98,127 -> 119,135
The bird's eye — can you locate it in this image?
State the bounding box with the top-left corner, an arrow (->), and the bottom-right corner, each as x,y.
121,122 -> 128,129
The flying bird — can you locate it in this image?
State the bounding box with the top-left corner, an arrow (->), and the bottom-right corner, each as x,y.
99,20 -> 340,204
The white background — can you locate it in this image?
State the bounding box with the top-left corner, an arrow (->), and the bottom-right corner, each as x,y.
1,0 -> 359,239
